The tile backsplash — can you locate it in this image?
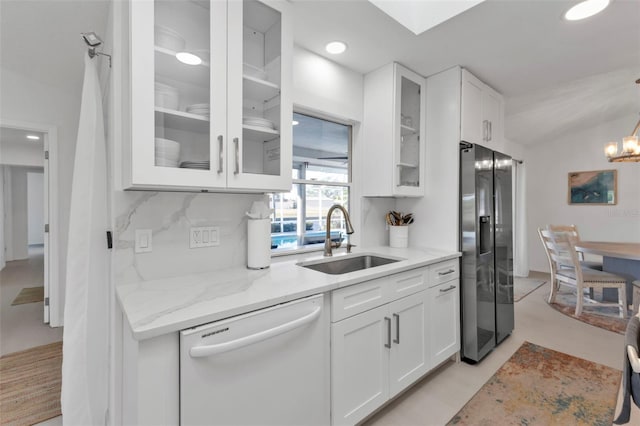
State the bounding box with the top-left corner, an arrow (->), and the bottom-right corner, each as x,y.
113,191 -> 265,286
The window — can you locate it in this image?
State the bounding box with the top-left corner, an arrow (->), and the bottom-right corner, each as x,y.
270,113 -> 351,252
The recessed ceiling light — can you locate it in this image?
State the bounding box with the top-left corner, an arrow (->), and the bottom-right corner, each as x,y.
564,0 -> 610,21
176,52 -> 202,65
325,41 -> 347,55
26,135 -> 40,140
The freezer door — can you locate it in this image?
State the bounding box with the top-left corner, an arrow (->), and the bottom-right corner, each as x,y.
180,294 -> 329,426
460,144 -> 496,362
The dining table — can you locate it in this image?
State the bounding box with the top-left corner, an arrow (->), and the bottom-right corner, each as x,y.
574,241 -> 640,305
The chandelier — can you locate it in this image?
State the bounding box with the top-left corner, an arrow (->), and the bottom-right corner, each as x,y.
605,79 -> 640,162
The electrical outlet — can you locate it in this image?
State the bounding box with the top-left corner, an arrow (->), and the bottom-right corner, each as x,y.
190,226 -> 220,248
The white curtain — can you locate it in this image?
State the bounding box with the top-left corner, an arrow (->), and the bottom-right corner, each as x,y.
513,160 -> 529,277
61,53 -> 110,425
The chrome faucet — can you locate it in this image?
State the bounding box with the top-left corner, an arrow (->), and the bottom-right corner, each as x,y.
324,204 -> 355,257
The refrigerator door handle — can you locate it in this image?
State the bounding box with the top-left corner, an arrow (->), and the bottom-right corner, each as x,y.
189,306 -> 321,358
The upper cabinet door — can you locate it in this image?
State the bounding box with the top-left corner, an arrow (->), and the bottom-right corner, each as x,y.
460,69 -> 483,145
226,0 -> 292,192
394,65 -> 426,197
130,0 -> 226,189
127,0 -> 291,192
362,62 -> 425,197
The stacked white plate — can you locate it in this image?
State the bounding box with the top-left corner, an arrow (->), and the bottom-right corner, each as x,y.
186,103 -> 210,118
180,161 -> 210,170
155,82 -> 179,110
155,138 -> 180,167
243,116 -> 275,129
154,25 -> 185,52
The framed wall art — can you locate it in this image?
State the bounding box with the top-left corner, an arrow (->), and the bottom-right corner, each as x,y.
568,169 -> 617,205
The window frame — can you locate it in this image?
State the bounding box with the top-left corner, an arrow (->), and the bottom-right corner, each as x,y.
271,111 -> 353,256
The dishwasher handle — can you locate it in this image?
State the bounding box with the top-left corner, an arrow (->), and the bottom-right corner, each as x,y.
189,306 -> 322,358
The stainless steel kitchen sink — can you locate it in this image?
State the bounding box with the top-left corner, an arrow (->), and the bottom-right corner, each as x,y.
298,254 -> 401,275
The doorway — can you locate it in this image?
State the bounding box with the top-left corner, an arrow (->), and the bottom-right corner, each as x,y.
0,121 -> 62,356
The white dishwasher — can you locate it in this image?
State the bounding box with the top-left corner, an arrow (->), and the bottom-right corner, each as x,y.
180,294 -> 329,425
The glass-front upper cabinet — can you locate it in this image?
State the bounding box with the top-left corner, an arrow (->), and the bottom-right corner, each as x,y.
127,0 -> 291,192
362,62 -> 426,197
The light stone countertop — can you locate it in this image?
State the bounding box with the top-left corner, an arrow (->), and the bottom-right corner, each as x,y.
116,246 -> 461,340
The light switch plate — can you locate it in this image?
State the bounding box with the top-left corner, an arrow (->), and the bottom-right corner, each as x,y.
190,226 -> 220,248
135,229 -> 152,253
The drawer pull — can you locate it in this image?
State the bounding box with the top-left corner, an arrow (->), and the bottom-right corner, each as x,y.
439,285 -> 456,293
384,317 -> 391,349
438,269 -> 455,276
393,313 -> 400,344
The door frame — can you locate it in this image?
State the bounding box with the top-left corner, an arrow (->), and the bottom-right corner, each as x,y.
0,118 -> 60,327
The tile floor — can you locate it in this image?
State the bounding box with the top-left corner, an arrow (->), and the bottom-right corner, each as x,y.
364,270 -> 639,425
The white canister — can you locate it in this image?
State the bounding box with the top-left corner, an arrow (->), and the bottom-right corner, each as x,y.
247,218 -> 271,269
389,225 -> 409,248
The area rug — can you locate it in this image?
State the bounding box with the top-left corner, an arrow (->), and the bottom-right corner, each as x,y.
10,287 -> 44,306
0,341 -> 62,425
447,341 -> 621,426
513,277 -> 546,302
547,288 -> 629,335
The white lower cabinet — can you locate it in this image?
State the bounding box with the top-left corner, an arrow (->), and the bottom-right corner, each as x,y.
331,290 -> 429,425
428,279 -> 460,367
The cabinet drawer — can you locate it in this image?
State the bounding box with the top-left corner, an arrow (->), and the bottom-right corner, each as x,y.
389,267 -> 427,299
429,259 -> 459,287
332,277 -> 390,322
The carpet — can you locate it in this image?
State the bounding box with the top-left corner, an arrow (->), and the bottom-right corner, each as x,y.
0,342 -> 62,425
10,287 -> 44,306
513,277 -> 546,302
447,341 -> 621,426
548,288 -> 629,335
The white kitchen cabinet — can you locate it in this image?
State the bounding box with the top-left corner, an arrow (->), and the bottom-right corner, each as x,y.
126,0 -> 292,192
363,63 -> 426,197
461,69 -> 503,150
428,277 -> 460,367
388,292 -> 429,397
331,304 -> 390,426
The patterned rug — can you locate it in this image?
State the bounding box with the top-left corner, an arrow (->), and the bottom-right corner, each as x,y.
447,341 -> 621,425
10,287 -> 44,306
513,277 -> 546,302
547,287 -> 629,335
0,342 -> 62,425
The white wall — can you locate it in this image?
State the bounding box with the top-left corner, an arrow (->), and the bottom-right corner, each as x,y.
0,67 -> 80,299
27,172 -> 44,245
9,167 -> 29,260
0,140 -> 43,167
526,113 -> 640,272
0,166 -> 5,270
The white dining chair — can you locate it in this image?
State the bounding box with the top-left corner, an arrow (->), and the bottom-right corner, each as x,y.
541,228 -> 627,318
547,224 -> 603,271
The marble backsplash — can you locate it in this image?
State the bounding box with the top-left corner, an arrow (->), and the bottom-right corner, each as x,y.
112,190 -> 265,286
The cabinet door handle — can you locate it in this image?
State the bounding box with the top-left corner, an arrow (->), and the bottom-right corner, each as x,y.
393,313 -> 400,344
217,135 -> 223,174
384,317 -> 391,349
233,137 -> 239,175
439,285 -> 456,293
438,269 -> 455,276
488,121 -> 492,141
482,120 -> 488,142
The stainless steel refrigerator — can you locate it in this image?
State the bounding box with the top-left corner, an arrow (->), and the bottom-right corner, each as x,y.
459,143 -> 514,363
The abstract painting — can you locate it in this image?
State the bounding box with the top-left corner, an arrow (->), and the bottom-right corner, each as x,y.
568,169 -> 617,205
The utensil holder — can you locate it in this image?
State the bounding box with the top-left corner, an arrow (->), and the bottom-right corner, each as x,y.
389,225 -> 409,248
